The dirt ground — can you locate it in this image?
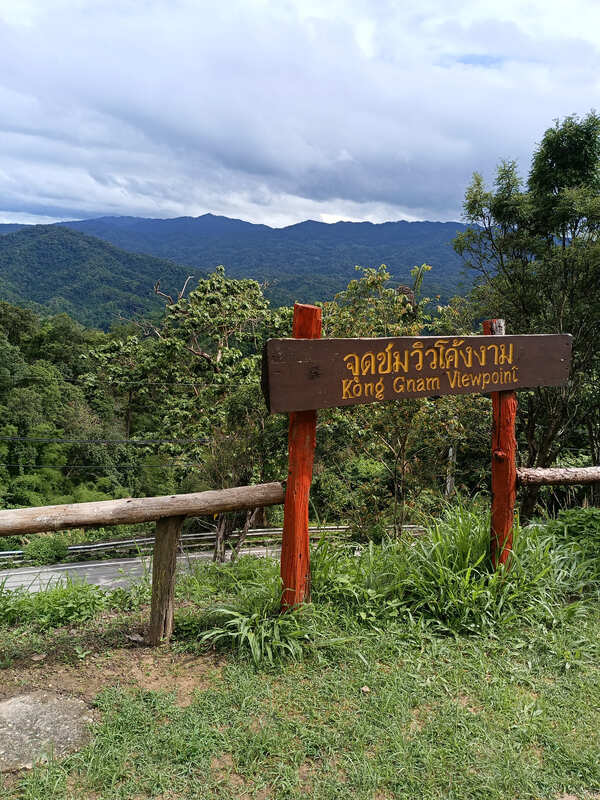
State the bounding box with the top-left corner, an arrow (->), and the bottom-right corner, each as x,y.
0,647 -> 222,708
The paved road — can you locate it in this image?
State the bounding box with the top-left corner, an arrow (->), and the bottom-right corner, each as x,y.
0,546 -> 281,593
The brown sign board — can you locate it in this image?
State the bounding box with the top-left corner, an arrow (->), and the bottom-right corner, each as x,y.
262,334 -> 572,413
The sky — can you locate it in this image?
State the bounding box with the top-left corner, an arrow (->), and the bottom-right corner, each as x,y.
0,0 -> 599,227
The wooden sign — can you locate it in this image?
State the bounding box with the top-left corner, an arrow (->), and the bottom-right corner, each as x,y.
263,334 -> 572,413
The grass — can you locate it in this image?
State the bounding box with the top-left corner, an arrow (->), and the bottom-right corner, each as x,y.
1,504 -> 600,798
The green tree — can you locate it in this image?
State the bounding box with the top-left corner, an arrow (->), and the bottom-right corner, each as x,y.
454,112 -> 600,517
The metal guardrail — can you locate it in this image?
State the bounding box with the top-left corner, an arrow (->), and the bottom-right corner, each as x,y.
0,524 -> 425,564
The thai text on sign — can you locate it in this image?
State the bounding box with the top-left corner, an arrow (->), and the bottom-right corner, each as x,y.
262,334 -> 572,413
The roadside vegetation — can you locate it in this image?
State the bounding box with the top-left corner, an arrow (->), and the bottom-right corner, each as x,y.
1,505 -> 600,798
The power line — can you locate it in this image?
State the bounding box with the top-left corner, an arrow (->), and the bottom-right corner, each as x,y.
5,378 -> 207,388
0,462 -> 204,470
0,436 -> 209,445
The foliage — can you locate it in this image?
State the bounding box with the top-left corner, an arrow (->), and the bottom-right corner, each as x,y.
0,580 -> 107,629
454,111 -> 600,516
23,535 -> 68,565
0,577 -> 150,630
0,225 -> 202,328
311,503 -> 593,634
530,507 -> 600,592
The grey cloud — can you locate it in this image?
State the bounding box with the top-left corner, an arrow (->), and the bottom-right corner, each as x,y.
0,1 -> 599,225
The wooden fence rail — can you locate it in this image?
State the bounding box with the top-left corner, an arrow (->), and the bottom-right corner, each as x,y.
0,483 -> 285,537
517,466 -> 600,486
0,482 -> 285,646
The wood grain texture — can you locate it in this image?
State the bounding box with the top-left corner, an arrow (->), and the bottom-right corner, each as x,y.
281,303 -> 322,609
484,320 -> 517,569
148,515 -> 184,646
0,482 -> 285,537
517,466 -> 600,485
263,334 -> 572,413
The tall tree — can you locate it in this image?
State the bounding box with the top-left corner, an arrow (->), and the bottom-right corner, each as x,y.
454,112 -> 600,517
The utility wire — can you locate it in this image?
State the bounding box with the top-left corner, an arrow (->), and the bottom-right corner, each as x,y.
0,436 -> 209,445
5,378 -> 207,387
0,462 -> 203,470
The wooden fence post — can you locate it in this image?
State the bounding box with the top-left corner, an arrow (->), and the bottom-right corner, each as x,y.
281,303 -> 322,610
483,319 -> 517,568
148,515 -> 185,645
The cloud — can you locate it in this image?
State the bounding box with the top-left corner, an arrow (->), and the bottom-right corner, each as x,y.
0,0 -> 599,226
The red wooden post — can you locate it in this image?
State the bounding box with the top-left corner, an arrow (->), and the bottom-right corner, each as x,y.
483,319 -> 518,568
281,303 -> 322,609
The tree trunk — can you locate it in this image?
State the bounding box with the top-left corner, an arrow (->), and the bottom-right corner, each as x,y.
231,507 -> 260,562
520,484 -> 541,522
213,513 -> 234,562
445,444 -> 457,498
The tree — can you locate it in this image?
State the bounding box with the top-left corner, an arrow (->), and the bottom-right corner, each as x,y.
86,267 -> 291,559
454,112 -> 600,517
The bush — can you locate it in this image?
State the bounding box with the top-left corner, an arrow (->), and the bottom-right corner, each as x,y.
23,535 -> 68,565
530,507 -> 600,593
0,536 -> 22,552
0,579 -> 107,629
311,502 -> 590,634
175,567 -> 320,665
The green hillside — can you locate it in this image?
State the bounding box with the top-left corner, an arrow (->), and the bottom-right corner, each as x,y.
0,226 -> 202,328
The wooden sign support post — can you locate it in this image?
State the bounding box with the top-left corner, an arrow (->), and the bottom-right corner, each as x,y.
280,303 -> 322,609
483,319 -> 517,568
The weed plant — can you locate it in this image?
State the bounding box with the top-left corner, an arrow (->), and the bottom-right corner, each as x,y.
0,577 -> 151,630
186,504 -> 600,662
312,503 -> 591,634
175,562 -> 324,665
1,504 -> 598,665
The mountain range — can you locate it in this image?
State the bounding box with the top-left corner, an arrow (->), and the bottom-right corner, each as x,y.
0,214 -> 472,327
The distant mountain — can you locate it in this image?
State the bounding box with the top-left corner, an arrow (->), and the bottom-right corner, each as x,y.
0,213 -> 473,319
0,225 -> 202,328
54,214 -> 471,304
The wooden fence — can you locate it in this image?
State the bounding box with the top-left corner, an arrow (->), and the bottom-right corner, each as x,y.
0,482 -> 285,645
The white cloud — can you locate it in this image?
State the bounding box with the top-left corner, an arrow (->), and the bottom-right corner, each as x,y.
0,0 -> 599,226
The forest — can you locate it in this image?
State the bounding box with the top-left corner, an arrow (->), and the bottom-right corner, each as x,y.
0,113 -> 599,559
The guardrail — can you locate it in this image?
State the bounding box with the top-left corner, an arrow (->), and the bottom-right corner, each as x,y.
0,525 -> 374,563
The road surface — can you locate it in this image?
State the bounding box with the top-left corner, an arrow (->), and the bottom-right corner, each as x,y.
0,545 -> 280,593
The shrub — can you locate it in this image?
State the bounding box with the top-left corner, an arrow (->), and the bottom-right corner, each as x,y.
312,502 -> 590,634
530,507 -> 600,593
175,568 -> 320,665
0,579 -> 107,629
23,535 -> 68,565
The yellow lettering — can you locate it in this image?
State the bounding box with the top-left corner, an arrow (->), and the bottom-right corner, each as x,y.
482,372 -> 491,388
393,376 -> 405,394
342,379 -> 354,399
364,383 -> 374,397
426,376 -> 440,391
406,378 -> 416,392
446,370 -> 460,389
375,378 -> 385,400
343,353 -> 360,377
